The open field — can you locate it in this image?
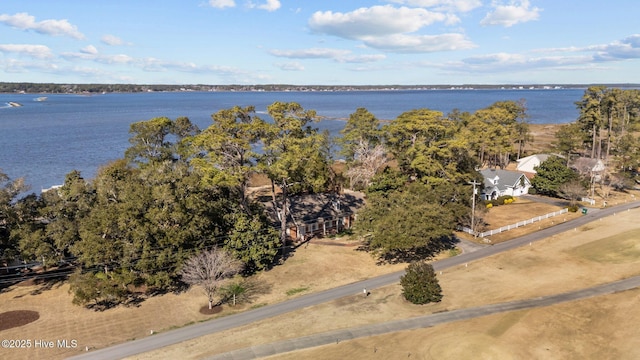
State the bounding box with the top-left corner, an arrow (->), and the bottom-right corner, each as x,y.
127,207 -> 640,360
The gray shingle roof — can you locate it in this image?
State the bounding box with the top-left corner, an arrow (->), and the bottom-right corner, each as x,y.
480,168 -> 526,192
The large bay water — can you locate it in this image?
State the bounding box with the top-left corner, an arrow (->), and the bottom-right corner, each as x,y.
0,88 -> 584,194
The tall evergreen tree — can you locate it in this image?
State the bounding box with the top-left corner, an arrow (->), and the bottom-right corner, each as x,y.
190,106 -> 262,214
258,102 -> 331,252
530,156 -> 578,197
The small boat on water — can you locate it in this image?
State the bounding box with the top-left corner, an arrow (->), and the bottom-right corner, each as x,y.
8,102 -> 23,107
34,97 -> 48,102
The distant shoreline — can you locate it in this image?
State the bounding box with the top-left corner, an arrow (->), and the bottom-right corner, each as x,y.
1,82 -> 639,95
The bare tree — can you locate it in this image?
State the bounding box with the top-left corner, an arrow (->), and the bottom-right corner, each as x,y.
345,141 -> 387,189
559,180 -> 586,206
180,248 -> 243,309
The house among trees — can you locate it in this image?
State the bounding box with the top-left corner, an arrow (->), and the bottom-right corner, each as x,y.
267,190 -> 365,242
516,153 -> 552,178
570,157 -> 606,181
480,168 -> 532,200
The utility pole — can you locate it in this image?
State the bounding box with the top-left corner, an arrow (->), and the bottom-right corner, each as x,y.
468,180 -> 480,237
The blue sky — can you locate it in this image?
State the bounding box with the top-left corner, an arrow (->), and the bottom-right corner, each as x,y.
1,0 -> 639,85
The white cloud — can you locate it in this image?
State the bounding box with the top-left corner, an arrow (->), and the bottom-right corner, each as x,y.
0,44 -> 53,59
480,0 -> 541,27
309,5 -> 454,39
208,0 -> 236,9
308,5 -> 470,53
61,50 -> 134,65
387,0 -> 482,12
101,34 -> 126,46
531,34 -> 640,63
81,45 -> 98,55
443,34 -> 640,75
340,54 -> 387,63
275,62 -> 304,71
1,58 -> 60,74
593,34 -> 640,61
97,54 -> 134,64
0,12 -> 85,39
362,33 -> 476,52
269,47 -> 387,63
269,48 -> 351,59
249,0 -> 281,12
440,49 -> 597,75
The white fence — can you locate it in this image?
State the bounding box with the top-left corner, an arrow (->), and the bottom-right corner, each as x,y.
458,208 -> 568,239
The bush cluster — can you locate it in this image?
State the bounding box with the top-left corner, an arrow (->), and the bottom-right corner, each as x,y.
484,195 -> 515,208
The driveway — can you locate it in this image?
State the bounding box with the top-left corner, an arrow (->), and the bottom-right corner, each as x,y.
455,237 -> 488,253
520,194 -> 571,207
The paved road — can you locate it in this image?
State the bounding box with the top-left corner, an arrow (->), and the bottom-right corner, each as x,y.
68,200 -> 640,360
208,275 -> 640,360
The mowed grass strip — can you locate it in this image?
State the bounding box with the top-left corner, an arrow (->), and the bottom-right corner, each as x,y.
572,229 -> 640,264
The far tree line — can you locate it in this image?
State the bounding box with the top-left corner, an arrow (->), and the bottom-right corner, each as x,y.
1,86 -> 639,308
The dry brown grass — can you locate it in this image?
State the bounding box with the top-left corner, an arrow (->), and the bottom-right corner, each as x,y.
525,123 -> 561,154
483,198 -> 569,228
0,240 -> 406,360
461,197 -> 581,244
128,208 -> 640,360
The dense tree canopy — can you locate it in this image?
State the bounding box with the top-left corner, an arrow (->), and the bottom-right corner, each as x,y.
0,170 -> 30,264
356,182 -> 458,262
575,86 -> 640,162
530,156 -> 578,197
463,100 -> 528,168
190,106 -> 262,214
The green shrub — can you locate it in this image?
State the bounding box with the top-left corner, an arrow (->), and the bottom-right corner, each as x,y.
220,280 -> 248,306
285,286 -> 309,296
400,262 -> 442,304
496,195 -> 514,205
568,205 -> 579,212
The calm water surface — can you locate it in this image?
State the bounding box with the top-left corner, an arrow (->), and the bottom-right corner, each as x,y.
0,89 -> 583,193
